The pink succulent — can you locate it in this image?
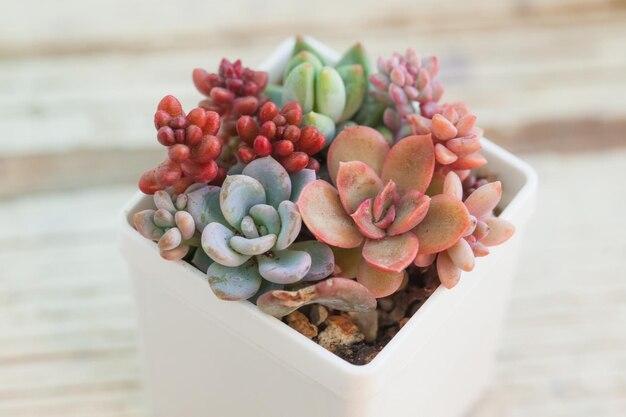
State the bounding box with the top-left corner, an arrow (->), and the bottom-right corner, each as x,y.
408,102 -> 486,176
298,126 -> 472,298
414,172 -> 516,288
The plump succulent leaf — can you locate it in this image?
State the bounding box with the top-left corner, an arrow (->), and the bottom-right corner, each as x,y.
292,35 -> 329,65
264,84 -> 284,107
336,161 -> 384,214
284,51 -> 323,80
336,42 -> 372,77
447,238 -> 475,272
381,134 -> 435,194
186,186 -> 225,231
413,194 -> 472,254
174,211 -> 195,240
257,249 -> 312,284
356,260 -> 405,298
464,181 -> 503,219
387,190 -> 430,236
207,260 -> 263,301
133,210 -> 162,240
275,201 -> 302,251
436,251 -> 461,289
351,198 -> 386,240
220,175 -> 266,231
297,180 -> 364,248
443,171 -> 463,200
158,228 -> 182,251
289,241 -> 335,281
248,204 -> 281,236
327,126 -> 390,184
301,111 -> 336,148
229,234 -> 277,256
282,63 -> 315,114
315,66 -> 346,123
481,217 -> 515,246
201,222 -> 251,267
242,157 -> 291,209
289,168 -> 316,203
154,190 -> 176,212
362,232 -> 419,272
256,277 -> 377,318
336,64 -> 366,122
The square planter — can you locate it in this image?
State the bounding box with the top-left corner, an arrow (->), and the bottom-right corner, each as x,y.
119,37 -> 538,417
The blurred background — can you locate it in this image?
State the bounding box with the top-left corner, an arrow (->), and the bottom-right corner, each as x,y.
1,0 -> 625,416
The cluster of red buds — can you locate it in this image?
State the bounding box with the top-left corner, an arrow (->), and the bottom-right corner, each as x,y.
193,59 -> 269,137
139,96 -> 224,195
235,101 -> 325,173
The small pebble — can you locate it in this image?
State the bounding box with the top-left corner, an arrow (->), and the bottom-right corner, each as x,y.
378,298 -> 395,312
286,311 -> 318,339
308,304 -> 329,326
399,317 -> 410,328
317,315 -> 364,352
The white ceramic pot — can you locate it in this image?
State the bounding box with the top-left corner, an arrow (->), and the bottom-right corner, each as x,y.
119,37 -> 538,417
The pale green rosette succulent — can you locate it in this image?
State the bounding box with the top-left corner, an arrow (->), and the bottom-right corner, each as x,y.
187,156 -> 335,301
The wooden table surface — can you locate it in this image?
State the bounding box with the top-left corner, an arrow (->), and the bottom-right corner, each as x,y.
1,1 -> 625,415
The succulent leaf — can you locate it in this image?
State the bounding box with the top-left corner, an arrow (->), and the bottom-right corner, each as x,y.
315,66 -> 346,123
297,180 -> 364,248
257,249 -> 312,284
447,238 -> 475,271
327,126 -> 390,184
464,181 -> 502,219
158,228 -> 182,251
413,194 -> 471,254
191,248 -> 214,274
381,134 -> 435,194
248,204 -> 281,236
256,277 -> 377,318
282,63 -> 315,113
443,171 -> 463,200
289,241 -> 335,281
387,190 -> 430,236
229,234 -> 277,256
264,84 -> 284,107
436,251 -> 461,289
154,190 -> 176,212
301,111 -> 336,148
133,210 -> 162,240
220,175 -> 266,230
201,222 -> 251,267
289,168 -> 316,203
275,201 -> 302,251
356,260 -> 406,298
350,198 -> 386,240
292,36 -> 328,65
362,232 -> 419,272
186,185 -> 227,231
207,260 -> 263,301
335,42 -> 372,78
284,51 -> 323,80
174,211 -> 196,240
481,217 -> 515,246
336,161 -> 384,214
241,157 -> 291,209
336,64 -> 366,122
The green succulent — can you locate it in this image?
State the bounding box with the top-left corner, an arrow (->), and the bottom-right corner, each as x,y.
187,157 -> 335,300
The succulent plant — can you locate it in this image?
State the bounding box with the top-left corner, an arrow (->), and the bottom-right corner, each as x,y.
298,126 -> 473,297
193,58 -> 269,137
414,172 -> 515,288
187,157 -> 334,300
370,49 -> 444,137
257,277 -> 377,318
235,101 -> 325,173
133,190 -> 199,260
138,96 -> 223,195
408,102 -> 486,174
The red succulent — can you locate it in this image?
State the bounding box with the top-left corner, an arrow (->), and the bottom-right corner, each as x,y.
139,95 -> 223,195
235,101 -> 325,173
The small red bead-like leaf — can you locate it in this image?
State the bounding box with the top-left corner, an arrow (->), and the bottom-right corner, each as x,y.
192,68 -> 212,96
168,144 -> 190,163
253,135 -> 272,157
157,95 -> 184,117
282,101 -> 303,126
138,169 -> 161,194
190,135 -> 222,163
281,152 -> 309,173
297,180 -> 364,249
259,101 -> 279,123
155,160 -> 182,187
236,116 -> 259,144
